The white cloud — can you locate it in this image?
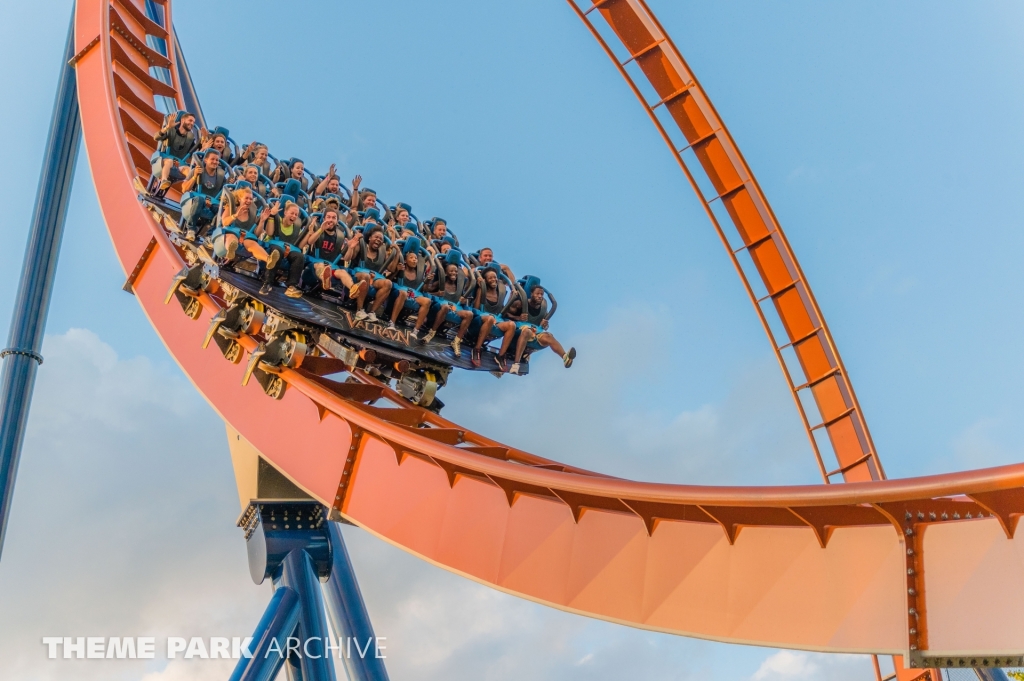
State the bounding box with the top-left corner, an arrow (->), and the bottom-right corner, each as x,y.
752,651 -> 870,681
0,326 -> 859,681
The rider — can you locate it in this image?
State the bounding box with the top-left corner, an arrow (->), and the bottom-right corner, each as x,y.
237,163 -> 271,199
425,250 -> 474,356
471,264 -> 517,367
299,207 -> 362,297
151,110 -> 198,197
388,237 -> 432,330
345,224 -> 395,323
179,148 -> 227,241
258,200 -> 306,298
213,185 -> 259,262
505,278 -> 575,374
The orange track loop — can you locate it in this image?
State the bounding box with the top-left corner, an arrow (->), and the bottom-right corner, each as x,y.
75,0 -> 1024,665
571,0 -> 881,485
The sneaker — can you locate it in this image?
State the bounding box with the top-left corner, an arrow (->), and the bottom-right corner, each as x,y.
284,286 -> 302,299
409,328 -> 419,340
366,312 -> 378,323
423,329 -> 436,343
259,283 -> 272,296
349,283 -> 362,298
386,319 -> 396,329
471,348 -> 481,367
494,357 -> 506,373
563,347 -> 576,368
510,363 -> 522,375
185,229 -> 196,242
354,309 -> 368,321
451,337 -> 462,357
319,266 -> 332,289
154,179 -> 171,198
225,239 -> 238,261
266,249 -> 280,270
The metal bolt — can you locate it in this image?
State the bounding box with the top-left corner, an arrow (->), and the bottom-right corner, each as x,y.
917,511 -> 924,520
953,512 -> 960,519
909,628 -> 917,635
966,512 -> 972,519
929,512 -> 936,521
941,512 -> 948,520
907,548 -> 914,555
905,511 -> 912,520
908,588 -> 917,596
907,568 -> 915,576
910,645 -> 918,651
909,608 -> 917,615
905,527 -> 914,535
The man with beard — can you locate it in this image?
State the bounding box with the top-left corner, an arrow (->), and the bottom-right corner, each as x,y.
151,110 -> 198,197
299,208 -> 363,298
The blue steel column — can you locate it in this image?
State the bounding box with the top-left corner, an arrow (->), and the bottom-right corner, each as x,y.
278,550 -> 336,681
322,523 -> 390,681
228,586 -> 301,681
171,27 -> 206,127
0,11 -> 81,560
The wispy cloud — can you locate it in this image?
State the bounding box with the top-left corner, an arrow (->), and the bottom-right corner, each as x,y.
0,325 -> 839,680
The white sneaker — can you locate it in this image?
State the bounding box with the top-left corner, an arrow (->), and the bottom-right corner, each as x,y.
510,363 -> 521,375
354,310 -> 368,321
410,328 -> 419,340
186,229 -> 196,242
366,312 -> 378,323
423,329 -> 436,343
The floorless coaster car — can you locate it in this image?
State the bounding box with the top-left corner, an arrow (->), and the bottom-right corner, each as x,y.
141,196 -> 529,411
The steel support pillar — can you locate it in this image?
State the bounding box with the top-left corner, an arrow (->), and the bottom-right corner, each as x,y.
171,27 -> 206,127
277,549 -> 336,681
0,9 -> 81,560
229,586 -> 301,681
323,522 -> 390,681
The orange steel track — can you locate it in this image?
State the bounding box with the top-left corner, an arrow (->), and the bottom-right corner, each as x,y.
74,0 -> 1024,670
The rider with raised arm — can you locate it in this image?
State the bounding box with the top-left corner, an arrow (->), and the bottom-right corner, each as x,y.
213,185 -> 261,263
150,110 -> 198,197
314,163 -> 346,200
258,199 -> 306,298
505,278 -> 575,374
299,207 -> 363,297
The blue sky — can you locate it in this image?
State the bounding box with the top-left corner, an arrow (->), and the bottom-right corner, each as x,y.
1,1 -> 1024,679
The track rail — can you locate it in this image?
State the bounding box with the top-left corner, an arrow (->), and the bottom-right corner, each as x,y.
74,0 -> 1024,667
569,0 -> 882,486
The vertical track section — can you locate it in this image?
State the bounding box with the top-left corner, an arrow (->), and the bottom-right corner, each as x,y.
0,10 -> 82,559
103,0 -> 181,198
568,0 -> 883,484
